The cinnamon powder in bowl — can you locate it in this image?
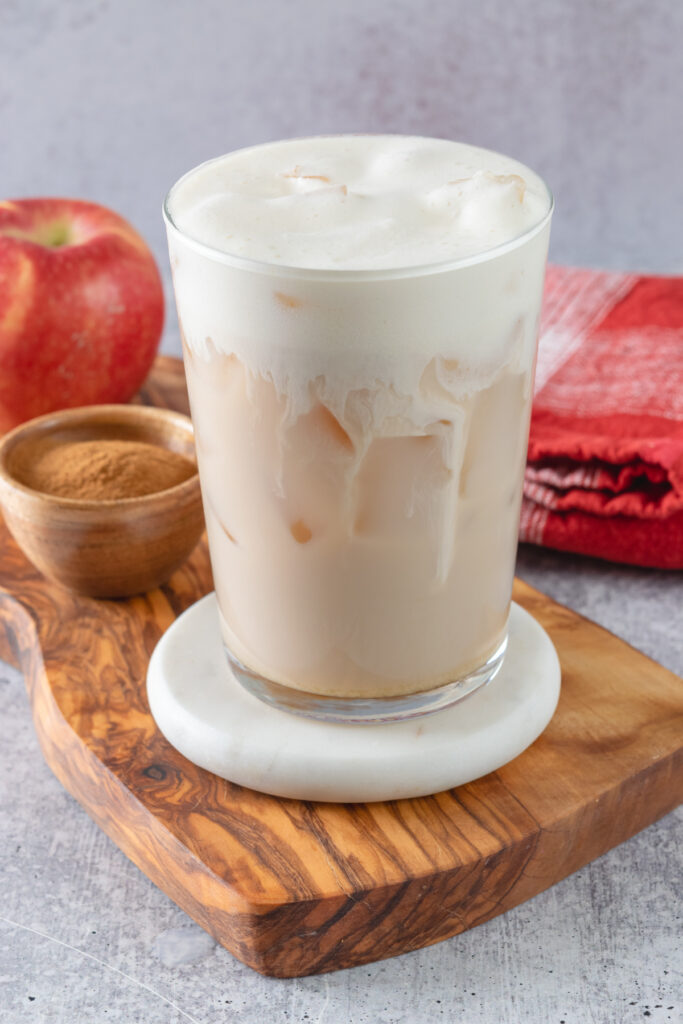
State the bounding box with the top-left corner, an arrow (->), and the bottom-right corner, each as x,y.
14,438 -> 196,501
0,405 -> 205,597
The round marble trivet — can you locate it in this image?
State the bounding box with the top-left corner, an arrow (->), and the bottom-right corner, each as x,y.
147,595 -> 561,803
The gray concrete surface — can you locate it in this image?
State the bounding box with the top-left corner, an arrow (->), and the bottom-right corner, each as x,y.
1,546 -> 681,1023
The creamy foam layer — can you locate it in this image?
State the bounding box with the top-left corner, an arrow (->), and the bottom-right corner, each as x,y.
165,137 -> 551,400
168,135 -> 549,270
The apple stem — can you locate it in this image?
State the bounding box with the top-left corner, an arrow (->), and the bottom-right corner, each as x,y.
44,222 -> 72,247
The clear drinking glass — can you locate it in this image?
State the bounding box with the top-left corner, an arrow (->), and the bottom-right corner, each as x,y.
164,138 -> 553,722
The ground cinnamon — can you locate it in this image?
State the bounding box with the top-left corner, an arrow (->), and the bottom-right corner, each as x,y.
18,438 -> 196,500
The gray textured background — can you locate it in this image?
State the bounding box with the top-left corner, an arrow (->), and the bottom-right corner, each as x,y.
2,0 -> 682,356
1,2 -> 682,1021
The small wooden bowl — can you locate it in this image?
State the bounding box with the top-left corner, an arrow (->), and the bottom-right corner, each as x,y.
0,405 -> 205,598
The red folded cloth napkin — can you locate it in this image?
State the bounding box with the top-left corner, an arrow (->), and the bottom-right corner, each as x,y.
519,265 -> 683,569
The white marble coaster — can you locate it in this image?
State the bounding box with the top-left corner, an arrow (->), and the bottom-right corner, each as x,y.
147,595 -> 561,803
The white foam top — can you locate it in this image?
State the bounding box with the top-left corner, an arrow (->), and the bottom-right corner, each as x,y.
167,135 -> 551,271
166,135 -> 553,440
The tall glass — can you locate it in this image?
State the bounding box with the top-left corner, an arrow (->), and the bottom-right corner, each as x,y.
164,138 -> 552,722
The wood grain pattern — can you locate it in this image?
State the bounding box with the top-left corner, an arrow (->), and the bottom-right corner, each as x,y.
0,355 -> 681,978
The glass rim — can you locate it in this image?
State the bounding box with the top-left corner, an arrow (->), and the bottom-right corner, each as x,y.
162,135 -> 554,283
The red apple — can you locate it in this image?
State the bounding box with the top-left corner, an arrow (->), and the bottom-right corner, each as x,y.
0,198 -> 164,432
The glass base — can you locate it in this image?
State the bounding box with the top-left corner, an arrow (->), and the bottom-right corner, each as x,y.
224,634 -> 508,724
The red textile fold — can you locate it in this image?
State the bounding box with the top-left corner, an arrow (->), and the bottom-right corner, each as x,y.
519,266 -> 683,568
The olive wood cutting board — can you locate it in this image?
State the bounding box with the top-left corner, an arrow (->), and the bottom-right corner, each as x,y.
0,355 -> 681,978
